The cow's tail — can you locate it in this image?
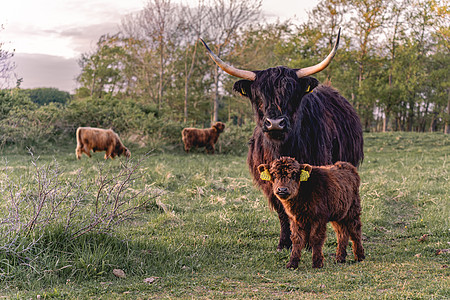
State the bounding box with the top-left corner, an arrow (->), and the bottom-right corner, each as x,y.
181,128 -> 187,143
76,127 -> 82,145
75,127 -> 82,159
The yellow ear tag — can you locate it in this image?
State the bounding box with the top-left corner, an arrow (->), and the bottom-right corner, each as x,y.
260,169 -> 271,181
241,88 -> 246,95
300,170 -> 310,182
306,85 -> 310,93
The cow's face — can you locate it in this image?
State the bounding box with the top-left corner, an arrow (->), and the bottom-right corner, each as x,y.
258,157 -> 312,201
117,143 -> 131,158
213,122 -> 225,133
123,148 -> 131,158
233,68 -> 318,142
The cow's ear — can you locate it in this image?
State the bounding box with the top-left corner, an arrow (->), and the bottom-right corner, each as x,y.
298,164 -> 312,182
257,164 -> 272,181
257,164 -> 268,174
299,164 -> 313,173
297,76 -> 319,94
233,80 -> 252,98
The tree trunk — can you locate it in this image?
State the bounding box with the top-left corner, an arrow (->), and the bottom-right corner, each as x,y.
213,65 -> 220,123
159,43 -> 164,111
383,109 -> 390,132
184,41 -> 198,123
445,89 -> 450,134
429,112 -> 437,132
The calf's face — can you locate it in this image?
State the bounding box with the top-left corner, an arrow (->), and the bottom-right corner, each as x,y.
258,158 -> 312,201
213,122 -> 225,133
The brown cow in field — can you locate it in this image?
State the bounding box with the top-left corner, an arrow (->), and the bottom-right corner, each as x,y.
258,157 -> 365,269
182,122 -> 225,154
76,127 -> 131,160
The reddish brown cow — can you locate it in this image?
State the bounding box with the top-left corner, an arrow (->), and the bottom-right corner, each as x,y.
182,122 -> 225,154
258,157 -> 365,269
76,127 -> 131,160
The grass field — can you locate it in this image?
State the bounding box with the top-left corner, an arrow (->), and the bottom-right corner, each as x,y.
0,132 -> 449,299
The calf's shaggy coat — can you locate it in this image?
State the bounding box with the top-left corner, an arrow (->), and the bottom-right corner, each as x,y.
76,127 -> 131,160
182,122 -> 225,154
258,157 -> 365,269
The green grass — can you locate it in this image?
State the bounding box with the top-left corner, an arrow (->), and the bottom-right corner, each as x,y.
0,132 -> 449,299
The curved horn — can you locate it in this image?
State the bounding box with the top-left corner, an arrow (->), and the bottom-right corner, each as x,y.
296,28 -> 341,78
200,38 -> 256,81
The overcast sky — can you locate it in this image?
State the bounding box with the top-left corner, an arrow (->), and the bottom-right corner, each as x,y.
1,0 -> 318,93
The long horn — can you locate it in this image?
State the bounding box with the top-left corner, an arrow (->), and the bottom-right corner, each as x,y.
200,38 -> 256,81
296,28 -> 341,78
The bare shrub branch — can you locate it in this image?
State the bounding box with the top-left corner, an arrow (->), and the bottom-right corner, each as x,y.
0,150 -> 159,276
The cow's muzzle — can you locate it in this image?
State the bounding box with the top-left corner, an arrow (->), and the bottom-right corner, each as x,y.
264,117 -> 287,131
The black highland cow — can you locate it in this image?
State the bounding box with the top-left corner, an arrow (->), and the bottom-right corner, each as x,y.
201,29 -> 364,251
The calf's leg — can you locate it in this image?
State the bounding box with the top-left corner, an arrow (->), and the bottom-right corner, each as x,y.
347,217 -> 365,262
309,222 -> 327,268
286,222 -> 307,269
271,195 -> 292,251
331,221 -> 349,263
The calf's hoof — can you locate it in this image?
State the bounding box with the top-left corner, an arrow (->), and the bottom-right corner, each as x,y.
355,254 -> 365,262
286,259 -> 299,269
336,256 -> 346,263
312,260 -> 324,269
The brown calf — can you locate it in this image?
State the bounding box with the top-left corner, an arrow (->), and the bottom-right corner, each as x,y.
76,127 -> 131,160
258,157 -> 365,269
181,122 -> 225,154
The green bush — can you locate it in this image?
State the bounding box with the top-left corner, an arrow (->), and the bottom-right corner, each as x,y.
0,89 -> 37,118
64,97 -> 149,133
0,91 -> 257,152
218,122 -> 254,155
0,90 -> 70,148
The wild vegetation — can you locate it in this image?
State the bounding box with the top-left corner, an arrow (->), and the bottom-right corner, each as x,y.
0,132 -> 448,298
0,0 -> 448,298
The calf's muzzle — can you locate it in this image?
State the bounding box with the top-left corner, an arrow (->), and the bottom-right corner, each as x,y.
276,187 -> 290,199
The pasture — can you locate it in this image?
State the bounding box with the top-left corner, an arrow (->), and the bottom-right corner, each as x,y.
0,132 -> 449,299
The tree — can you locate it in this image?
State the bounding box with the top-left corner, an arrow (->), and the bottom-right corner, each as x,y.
23,88 -> 71,106
119,0 -> 187,111
347,0 -> 388,130
300,0 -> 348,81
0,24 -> 16,88
204,0 -> 262,122
180,1 -> 207,123
377,0 -> 406,131
77,34 -> 128,98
